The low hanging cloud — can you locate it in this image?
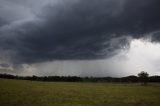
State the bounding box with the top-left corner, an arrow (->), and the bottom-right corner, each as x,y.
9,38 -> 160,77
0,0 -> 160,76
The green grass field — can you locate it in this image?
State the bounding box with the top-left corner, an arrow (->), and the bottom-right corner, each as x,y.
0,79 -> 160,106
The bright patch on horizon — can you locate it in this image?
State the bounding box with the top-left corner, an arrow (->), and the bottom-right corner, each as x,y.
117,38 -> 160,76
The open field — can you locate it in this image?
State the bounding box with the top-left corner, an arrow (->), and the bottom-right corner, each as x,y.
0,79 -> 160,106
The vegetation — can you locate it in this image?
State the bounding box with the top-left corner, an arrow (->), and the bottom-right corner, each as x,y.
0,79 -> 160,106
138,71 -> 149,85
0,73 -> 160,83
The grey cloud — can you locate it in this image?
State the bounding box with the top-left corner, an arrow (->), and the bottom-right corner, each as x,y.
0,17 -> 7,27
0,0 -> 160,64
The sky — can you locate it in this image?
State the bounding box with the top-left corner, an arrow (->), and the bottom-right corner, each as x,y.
0,0 -> 160,77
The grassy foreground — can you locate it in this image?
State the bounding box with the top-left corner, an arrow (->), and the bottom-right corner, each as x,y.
0,79 -> 160,106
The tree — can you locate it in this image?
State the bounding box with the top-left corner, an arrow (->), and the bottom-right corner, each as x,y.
138,71 -> 149,85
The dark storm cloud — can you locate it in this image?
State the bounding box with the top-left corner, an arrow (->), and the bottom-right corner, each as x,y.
0,18 -> 5,27
0,0 -> 160,63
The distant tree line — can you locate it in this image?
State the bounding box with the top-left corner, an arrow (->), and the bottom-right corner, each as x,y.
0,73 -> 160,83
